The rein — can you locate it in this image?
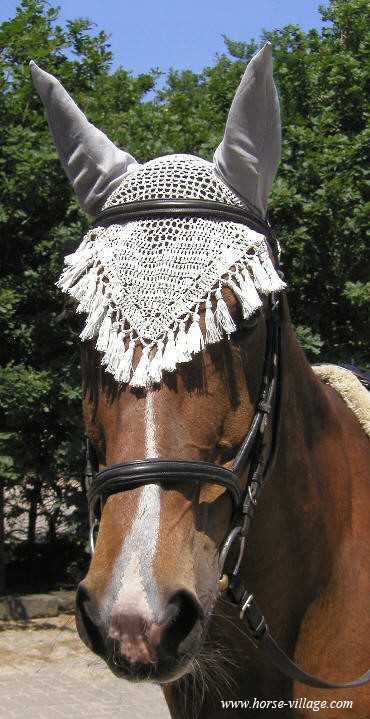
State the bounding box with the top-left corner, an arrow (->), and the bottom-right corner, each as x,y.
85,200 -> 370,690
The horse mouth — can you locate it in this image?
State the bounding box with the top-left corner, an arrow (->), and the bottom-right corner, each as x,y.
104,616 -> 207,683
105,646 -> 194,684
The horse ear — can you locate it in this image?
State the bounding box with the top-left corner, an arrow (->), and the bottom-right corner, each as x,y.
213,43 -> 281,218
29,61 -> 138,216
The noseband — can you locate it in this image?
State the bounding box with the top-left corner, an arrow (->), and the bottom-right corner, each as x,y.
84,199 -> 370,690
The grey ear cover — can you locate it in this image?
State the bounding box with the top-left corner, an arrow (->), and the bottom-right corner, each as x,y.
30,61 -> 138,216
213,43 -> 281,218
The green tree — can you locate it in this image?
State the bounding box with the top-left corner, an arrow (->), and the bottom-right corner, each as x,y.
0,0 -> 368,592
0,0 -> 157,590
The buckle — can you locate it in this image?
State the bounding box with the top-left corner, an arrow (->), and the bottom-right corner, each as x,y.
218,524 -> 251,594
240,592 -> 254,620
218,525 -> 242,578
258,399 -> 271,414
89,517 -> 99,554
239,592 -> 267,640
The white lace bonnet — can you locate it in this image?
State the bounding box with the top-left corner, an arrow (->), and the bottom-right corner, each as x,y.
30,44 -> 285,388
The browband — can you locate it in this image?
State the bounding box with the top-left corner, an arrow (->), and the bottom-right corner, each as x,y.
92,199 -> 272,241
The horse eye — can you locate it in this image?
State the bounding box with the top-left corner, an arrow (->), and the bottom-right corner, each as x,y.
234,313 -> 260,337
241,314 -> 260,330
229,312 -> 261,346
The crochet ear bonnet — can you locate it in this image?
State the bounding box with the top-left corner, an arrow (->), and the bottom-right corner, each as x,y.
30,44 -> 285,389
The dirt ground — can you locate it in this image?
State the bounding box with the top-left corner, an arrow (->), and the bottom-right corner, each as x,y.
0,614 -> 170,719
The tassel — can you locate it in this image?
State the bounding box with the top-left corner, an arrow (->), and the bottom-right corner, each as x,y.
76,271 -> 98,314
80,290 -> 105,340
68,271 -> 91,301
96,309 -> 112,353
102,323 -> 120,367
205,297 -> 222,344
63,253 -> 78,267
115,336 -> 136,384
227,271 -> 262,319
257,248 -> 286,292
149,340 -> 164,384
107,327 -> 124,374
130,344 -> 151,388
226,277 -> 254,319
57,247 -> 94,287
56,262 -> 87,291
247,254 -> 271,294
80,284 -> 106,339
108,326 -> 124,373
64,245 -> 93,267
66,237 -> 90,260
186,314 -> 204,355
238,268 -> 263,309
215,287 -> 236,337
162,329 -> 177,372
79,315 -> 101,342
80,311 -> 105,342
176,321 -> 191,363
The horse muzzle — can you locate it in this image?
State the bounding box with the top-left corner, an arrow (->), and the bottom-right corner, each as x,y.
75,581 -> 204,682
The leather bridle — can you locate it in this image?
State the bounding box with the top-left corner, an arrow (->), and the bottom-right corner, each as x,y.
83,199 -> 370,689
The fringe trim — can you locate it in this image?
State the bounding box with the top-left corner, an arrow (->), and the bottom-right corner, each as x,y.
76,271 -> 98,314
149,340 -> 164,384
187,313 -> 205,354
215,287 -> 236,337
57,237 -> 286,389
176,321 -> 192,364
104,324 -> 122,372
116,336 -> 135,383
162,329 -> 177,372
258,247 -> 286,292
96,309 -> 113,353
205,297 -> 222,344
130,344 -> 151,388
226,268 -> 262,319
246,254 -> 272,294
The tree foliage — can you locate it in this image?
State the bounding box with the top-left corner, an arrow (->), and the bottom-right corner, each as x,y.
0,0 -> 368,589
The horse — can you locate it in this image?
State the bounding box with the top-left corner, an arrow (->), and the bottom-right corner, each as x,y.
30,44 -> 370,718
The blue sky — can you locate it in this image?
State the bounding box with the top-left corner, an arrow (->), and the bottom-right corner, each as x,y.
1,0 -> 327,74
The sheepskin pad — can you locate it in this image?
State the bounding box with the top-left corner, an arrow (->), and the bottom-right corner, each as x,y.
312,364 -> 370,437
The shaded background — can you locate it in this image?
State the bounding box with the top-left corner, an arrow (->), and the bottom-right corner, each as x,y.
0,0 -> 368,597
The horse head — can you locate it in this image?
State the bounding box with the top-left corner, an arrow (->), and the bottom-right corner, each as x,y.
30,44 -> 283,683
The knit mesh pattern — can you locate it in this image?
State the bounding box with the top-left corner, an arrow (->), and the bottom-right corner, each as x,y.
57,154 -> 285,388
103,154 -> 247,207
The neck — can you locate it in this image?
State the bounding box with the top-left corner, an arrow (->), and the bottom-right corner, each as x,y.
164,299 -> 370,717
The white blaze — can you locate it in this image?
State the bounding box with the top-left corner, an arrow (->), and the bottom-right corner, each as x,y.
145,391 -> 157,457
103,392 -> 161,623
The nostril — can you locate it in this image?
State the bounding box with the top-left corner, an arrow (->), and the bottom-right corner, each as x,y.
160,590 -> 203,656
75,583 -> 90,609
75,583 -> 105,656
